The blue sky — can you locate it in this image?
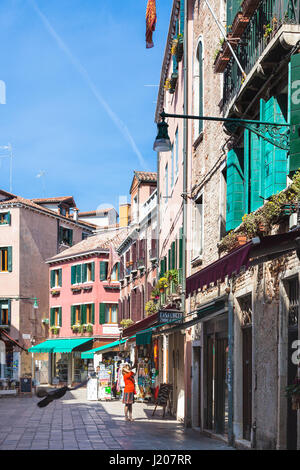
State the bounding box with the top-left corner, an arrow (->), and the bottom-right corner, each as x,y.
0,0 -> 172,211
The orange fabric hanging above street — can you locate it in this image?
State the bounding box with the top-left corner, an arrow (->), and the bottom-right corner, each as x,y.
146,0 -> 157,48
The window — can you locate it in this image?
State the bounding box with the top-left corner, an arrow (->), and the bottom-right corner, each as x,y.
71,305 -> 81,325
0,247 -> 12,272
192,195 -> 204,259
111,263 -> 119,281
50,307 -> 62,327
59,226 -> 73,246
0,212 -> 10,225
82,262 -> 95,283
0,300 -> 10,326
82,232 -> 89,240
195,40 -> 204,135
100,261 -> 108,281
71,264 -> 84,284
105,304 -> 118,324
99,303 -> 118,324
50,268 -> 62,288
219,167 -> 227,240
85,304 -> 95,324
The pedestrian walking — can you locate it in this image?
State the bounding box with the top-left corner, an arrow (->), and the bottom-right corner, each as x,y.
122,364 -> 136,422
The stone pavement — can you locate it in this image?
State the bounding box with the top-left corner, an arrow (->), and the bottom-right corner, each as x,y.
0,387 -> 233,450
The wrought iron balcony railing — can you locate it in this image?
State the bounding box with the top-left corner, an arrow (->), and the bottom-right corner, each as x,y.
223,0 -> 300,112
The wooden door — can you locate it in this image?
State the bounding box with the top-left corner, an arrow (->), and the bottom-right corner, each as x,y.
206,336 -> 214,429
214,337 -> 227,435
242,326 -> 252,441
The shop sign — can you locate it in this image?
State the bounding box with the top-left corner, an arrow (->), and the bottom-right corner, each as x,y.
159,310 -> 183,323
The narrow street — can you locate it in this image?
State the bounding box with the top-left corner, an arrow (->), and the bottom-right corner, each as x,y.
0,389 -> 232,451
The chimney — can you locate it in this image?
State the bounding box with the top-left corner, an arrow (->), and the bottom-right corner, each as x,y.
73,208 -> 79,222
119,203 -> 131,227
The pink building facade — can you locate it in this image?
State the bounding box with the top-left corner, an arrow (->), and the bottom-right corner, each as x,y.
45,228 -> 128,384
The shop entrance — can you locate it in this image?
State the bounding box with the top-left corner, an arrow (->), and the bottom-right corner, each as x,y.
286,277 -> 299,450
206,331 -> 228,435
242,326 -> 252,441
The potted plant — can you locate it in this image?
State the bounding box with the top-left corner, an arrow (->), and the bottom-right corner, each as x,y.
50,326 -> 60,335
166,269 -> 179,285
71,324 -> 80,333
85,323 -> 93,334
151,286 -> 161,300
120,319 -> 134,329
51,290 -> 60,296
145,300 -> 158,317
158,277 -> 169,292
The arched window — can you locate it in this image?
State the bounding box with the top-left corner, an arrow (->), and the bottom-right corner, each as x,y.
194,39 -> 204,136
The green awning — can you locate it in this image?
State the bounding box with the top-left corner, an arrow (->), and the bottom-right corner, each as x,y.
81,335 -> 136,359
136,329 -> 152,346
28,338 -> 92,354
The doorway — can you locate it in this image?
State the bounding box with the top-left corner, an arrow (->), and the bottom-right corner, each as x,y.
286,277 -> 299,450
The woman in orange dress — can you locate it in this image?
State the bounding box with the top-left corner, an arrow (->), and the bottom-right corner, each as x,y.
122,364 -> 136,421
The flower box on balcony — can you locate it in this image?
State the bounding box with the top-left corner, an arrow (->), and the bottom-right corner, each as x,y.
169,72 -> 178,94
214,50 -> 230,73
71,286 -> 82,293
82,285 -> 93,292
176,36 -> 184,62
241,0 -> 260,18
50,326 -> 60,336
51,290 -> 60,297
231,13 -> 250,38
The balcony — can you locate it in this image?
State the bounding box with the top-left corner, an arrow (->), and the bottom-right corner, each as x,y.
222,0 -> 300,114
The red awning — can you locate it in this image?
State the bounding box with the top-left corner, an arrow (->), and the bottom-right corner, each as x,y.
186,242 -> 252,296
122,312 -> 159,337
186,229 -> 300,297
0,330 -> 28,352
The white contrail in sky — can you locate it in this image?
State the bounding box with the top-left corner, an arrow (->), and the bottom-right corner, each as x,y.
29,0 -> 148,169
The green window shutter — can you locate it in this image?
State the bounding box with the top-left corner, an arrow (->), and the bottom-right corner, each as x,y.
226,148 -> 245,232
100,261 -> 107,281
260,96 -> 287,199
99,303 -> 106,324
7,247 -> 12,272
50,308 -> 55,327
71,265 -> 76,285
76,264 -> 82,284
179,227 -> 183,269
71,306 -> 75,326
58,269 -> 62,287
5,212 -> 11,225
91,303 -> 95,324
227,0 -> 241,31
91,262 -> 95,281
82,263 -> 87,283
171,241 -> 176,270
246,129 -> 262,213
50,270 -> 56,288
58,307 -> 62,327
289,54 -> 300,173
180,0 -> 184,35
168,248 -> 171,271
81,304 -> 86,324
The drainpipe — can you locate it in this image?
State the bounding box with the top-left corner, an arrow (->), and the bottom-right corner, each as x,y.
227,281 -> 234,446
182,0 -> 190,427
